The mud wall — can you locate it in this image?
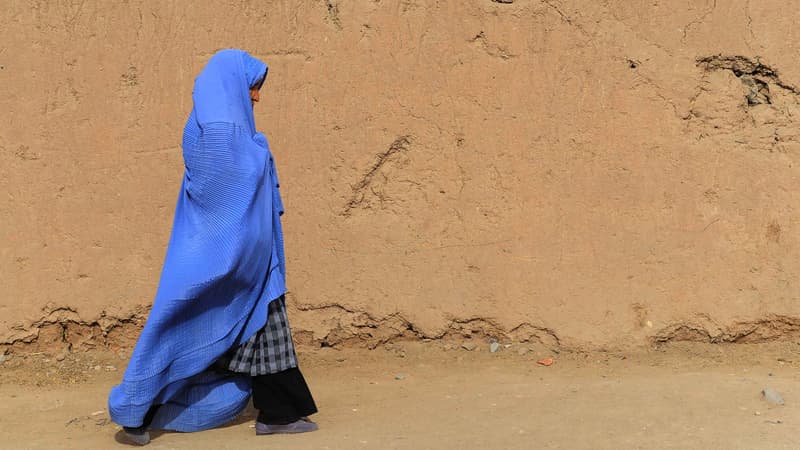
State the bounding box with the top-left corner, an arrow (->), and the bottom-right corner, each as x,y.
4,0 -> 800,351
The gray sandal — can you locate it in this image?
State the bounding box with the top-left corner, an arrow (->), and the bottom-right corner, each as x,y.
122,427 -> 151,446
255,418 -> 319,435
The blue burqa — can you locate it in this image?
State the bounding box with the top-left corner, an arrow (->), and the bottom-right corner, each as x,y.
108,50 -> 287,432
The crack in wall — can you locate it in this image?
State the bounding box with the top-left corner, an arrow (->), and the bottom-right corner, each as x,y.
684,55 -> 800,152
3,306 -> 149,351
8,306 -> 800,352
342,135 -> 413,216
539,0 -> 593,39
253,49 -> 313,62
541,0 -> 573,25
697,55 -> 800,103
324,0 -> 342,30
293,302 -> 562,349
597,2 -> 675,58
621,57 -> 682,119
469,31 -> 518,60
682,0 -> 717,42
652,315 -> 800,345
744,0 -> 758,53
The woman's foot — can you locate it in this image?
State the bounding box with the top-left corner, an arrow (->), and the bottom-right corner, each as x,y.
255,418 -> 318,435
122,426 -> 151,446
121,403 -> 160,445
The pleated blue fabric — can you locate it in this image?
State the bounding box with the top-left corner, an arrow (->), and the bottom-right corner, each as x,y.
108,49 -> 287,432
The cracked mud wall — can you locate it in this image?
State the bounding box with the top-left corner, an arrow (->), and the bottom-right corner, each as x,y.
4,0 -> 800,351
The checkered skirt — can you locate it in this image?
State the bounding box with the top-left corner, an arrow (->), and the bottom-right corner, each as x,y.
227,295 -> 298,376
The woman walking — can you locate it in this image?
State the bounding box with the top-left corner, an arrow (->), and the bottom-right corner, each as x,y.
108,49 -> 317,445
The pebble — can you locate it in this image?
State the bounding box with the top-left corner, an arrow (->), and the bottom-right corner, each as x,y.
394,373 -> 407,380
462,342 -> 477,351
0,354 -> 7,364
762,388 -> 785,406
93,365 -> 101,371
91,410 -> 105,416
56,353 -> 66,362
490,342 -> 502,353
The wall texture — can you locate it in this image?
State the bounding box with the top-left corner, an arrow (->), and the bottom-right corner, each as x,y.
4,0 -> 800,351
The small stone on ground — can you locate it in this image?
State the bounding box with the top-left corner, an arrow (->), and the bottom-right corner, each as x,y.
762,387 -> 785,405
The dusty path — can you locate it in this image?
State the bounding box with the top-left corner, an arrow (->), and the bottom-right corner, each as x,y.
1,342 -> 799,449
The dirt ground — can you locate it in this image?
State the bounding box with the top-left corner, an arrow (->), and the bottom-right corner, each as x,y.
2,342 -> 800,450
